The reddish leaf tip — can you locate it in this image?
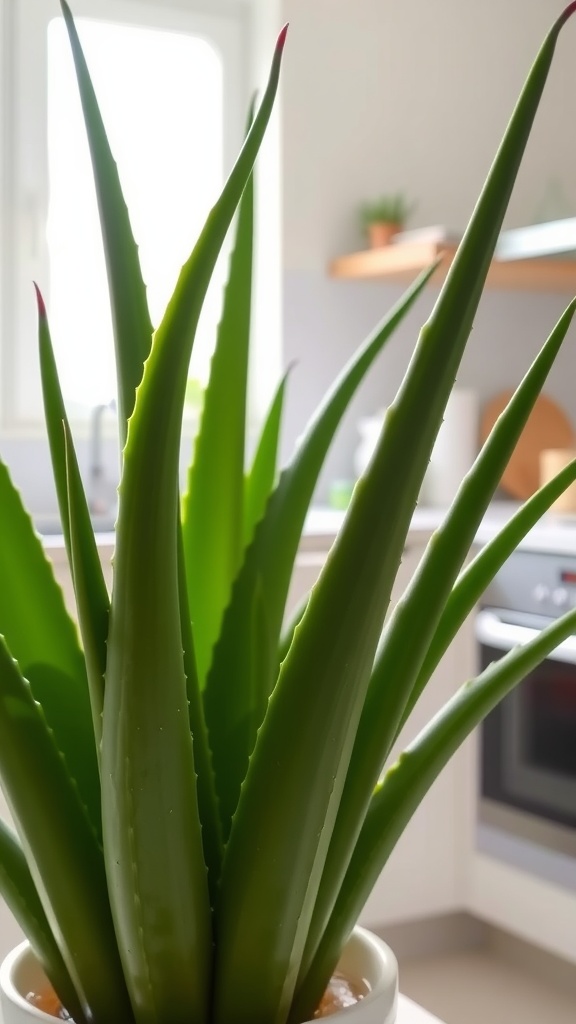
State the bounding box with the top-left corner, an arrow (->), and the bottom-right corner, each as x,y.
276,23 -> 289,53
33,282 -> 47,318
558,2 -> 576,29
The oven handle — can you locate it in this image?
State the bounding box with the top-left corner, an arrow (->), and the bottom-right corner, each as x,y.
476,609 -> 576,664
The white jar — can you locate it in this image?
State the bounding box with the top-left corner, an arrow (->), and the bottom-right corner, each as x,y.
0,926 -> 398,1024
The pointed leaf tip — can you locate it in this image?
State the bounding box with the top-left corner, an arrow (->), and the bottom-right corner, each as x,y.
557,2 -> 576,29
277,24 -> 289,52
33,283 -> 47,319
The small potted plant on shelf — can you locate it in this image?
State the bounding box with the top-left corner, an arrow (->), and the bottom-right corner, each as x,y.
1,4 -> 576,1024
359,192 -> 416,248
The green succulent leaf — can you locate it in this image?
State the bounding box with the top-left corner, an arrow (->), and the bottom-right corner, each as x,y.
101,32 -> 286,1024
295,604 -> 576,1018
300,298 -> 576,974
398,452 -> 576,737
278,591 -> 309,667
215,15 -> 573,1023
243,370 -> 290,549
0,458 -> 100,840
214,449 -> 424,1024
62,425 -> 109,746
182,165 -> 254,688
60,0 -> 153,440
0,819 -> 85,1024
177,526 -> 223,896
3,8 -> 575,1024
205,262 -> 437,844
37,286 -> 109,744
0,638 -> 132,1024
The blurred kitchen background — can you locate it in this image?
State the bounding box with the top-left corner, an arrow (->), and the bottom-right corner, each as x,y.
3,0 -> 576,522
1,4 -> 576,1024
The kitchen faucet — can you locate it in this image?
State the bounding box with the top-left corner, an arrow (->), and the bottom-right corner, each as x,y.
88,399 -> 117,516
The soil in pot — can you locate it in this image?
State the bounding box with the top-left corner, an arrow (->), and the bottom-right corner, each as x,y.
25,988 -> 70,1019
315,972 -> 369,1017
26,971 -> 369,1022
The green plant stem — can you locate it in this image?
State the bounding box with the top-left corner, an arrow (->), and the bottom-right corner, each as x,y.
0,820 -> 86,1024
299,299 -> 576,977
396,455 -> 576,737
204,263 -> 438,845
294,603 -> 576,1020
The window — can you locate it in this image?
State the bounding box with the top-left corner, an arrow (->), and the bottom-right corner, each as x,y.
47,16 -> 225,407
4,0 -> 248,422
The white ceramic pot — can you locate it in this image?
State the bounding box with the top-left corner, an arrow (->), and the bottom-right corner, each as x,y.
0,926 -> 397,1024
328,927 -> 398,1024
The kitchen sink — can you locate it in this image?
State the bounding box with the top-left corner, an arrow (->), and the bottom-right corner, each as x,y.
35,514 -> 116,536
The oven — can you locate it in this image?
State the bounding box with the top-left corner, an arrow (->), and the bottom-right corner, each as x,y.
476,549 -> 576,874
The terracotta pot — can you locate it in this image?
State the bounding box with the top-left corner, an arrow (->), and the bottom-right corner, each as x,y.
367,222 -> 401,248
0,926 -> 398,1024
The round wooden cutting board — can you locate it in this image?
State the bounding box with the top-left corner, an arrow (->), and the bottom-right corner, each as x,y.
480,391 -> 575,499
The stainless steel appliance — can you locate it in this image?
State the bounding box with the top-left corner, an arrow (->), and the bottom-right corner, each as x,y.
476,549 -> 576,887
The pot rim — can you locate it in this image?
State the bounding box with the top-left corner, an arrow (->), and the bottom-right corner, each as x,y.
337,926 -> 397,1015
0,942 -> 49,1021
0,926 -> 397,1023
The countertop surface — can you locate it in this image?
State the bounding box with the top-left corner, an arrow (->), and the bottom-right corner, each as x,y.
397,993 -> 444,1023
40,501 -> 576,559
303,501 -> 576,557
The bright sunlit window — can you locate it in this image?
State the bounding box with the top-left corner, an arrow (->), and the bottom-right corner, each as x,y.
1,0 -> 281,516
46,16 -> 225,408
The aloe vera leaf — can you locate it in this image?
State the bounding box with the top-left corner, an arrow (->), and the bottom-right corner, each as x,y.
0,638 -> 133,1024
295,604 -> 576,1019
300,299 -> 576,972
62,429 -> 109,746
205,263 -> 438,843
249,574 -> 273,755
0,820 -> 86,1024
397,454 -> 576,736
0,460 -> 100,839
60,0 -> 153,440
181,167 -> 254,687
101,34 -> 286,1024
215,16 -> 574,1024
177,525 -> 223,893
37,287 -> 109,743
243,370 -> 290,549
215,420 -> 430,1024
278,591 -> 309,666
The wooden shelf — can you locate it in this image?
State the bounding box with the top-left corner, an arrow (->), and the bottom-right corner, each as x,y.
329,240 -> 576,292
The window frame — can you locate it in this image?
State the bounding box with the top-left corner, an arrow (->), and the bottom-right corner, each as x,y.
0,0 -> 250,431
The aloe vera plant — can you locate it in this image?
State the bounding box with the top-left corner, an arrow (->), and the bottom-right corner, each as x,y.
1,3 -> 576,1024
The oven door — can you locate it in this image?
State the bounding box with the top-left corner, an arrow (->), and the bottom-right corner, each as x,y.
477,609 -> 576,830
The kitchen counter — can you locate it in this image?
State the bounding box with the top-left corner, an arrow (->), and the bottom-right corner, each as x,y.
397,994 -> 444,1023
302,502 -> 576,556
40,500 -> 576,559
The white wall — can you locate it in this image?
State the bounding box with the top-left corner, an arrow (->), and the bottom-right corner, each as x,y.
278,0 -> 576,495
281,0 -> 576,265
249,0 -> 283,421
